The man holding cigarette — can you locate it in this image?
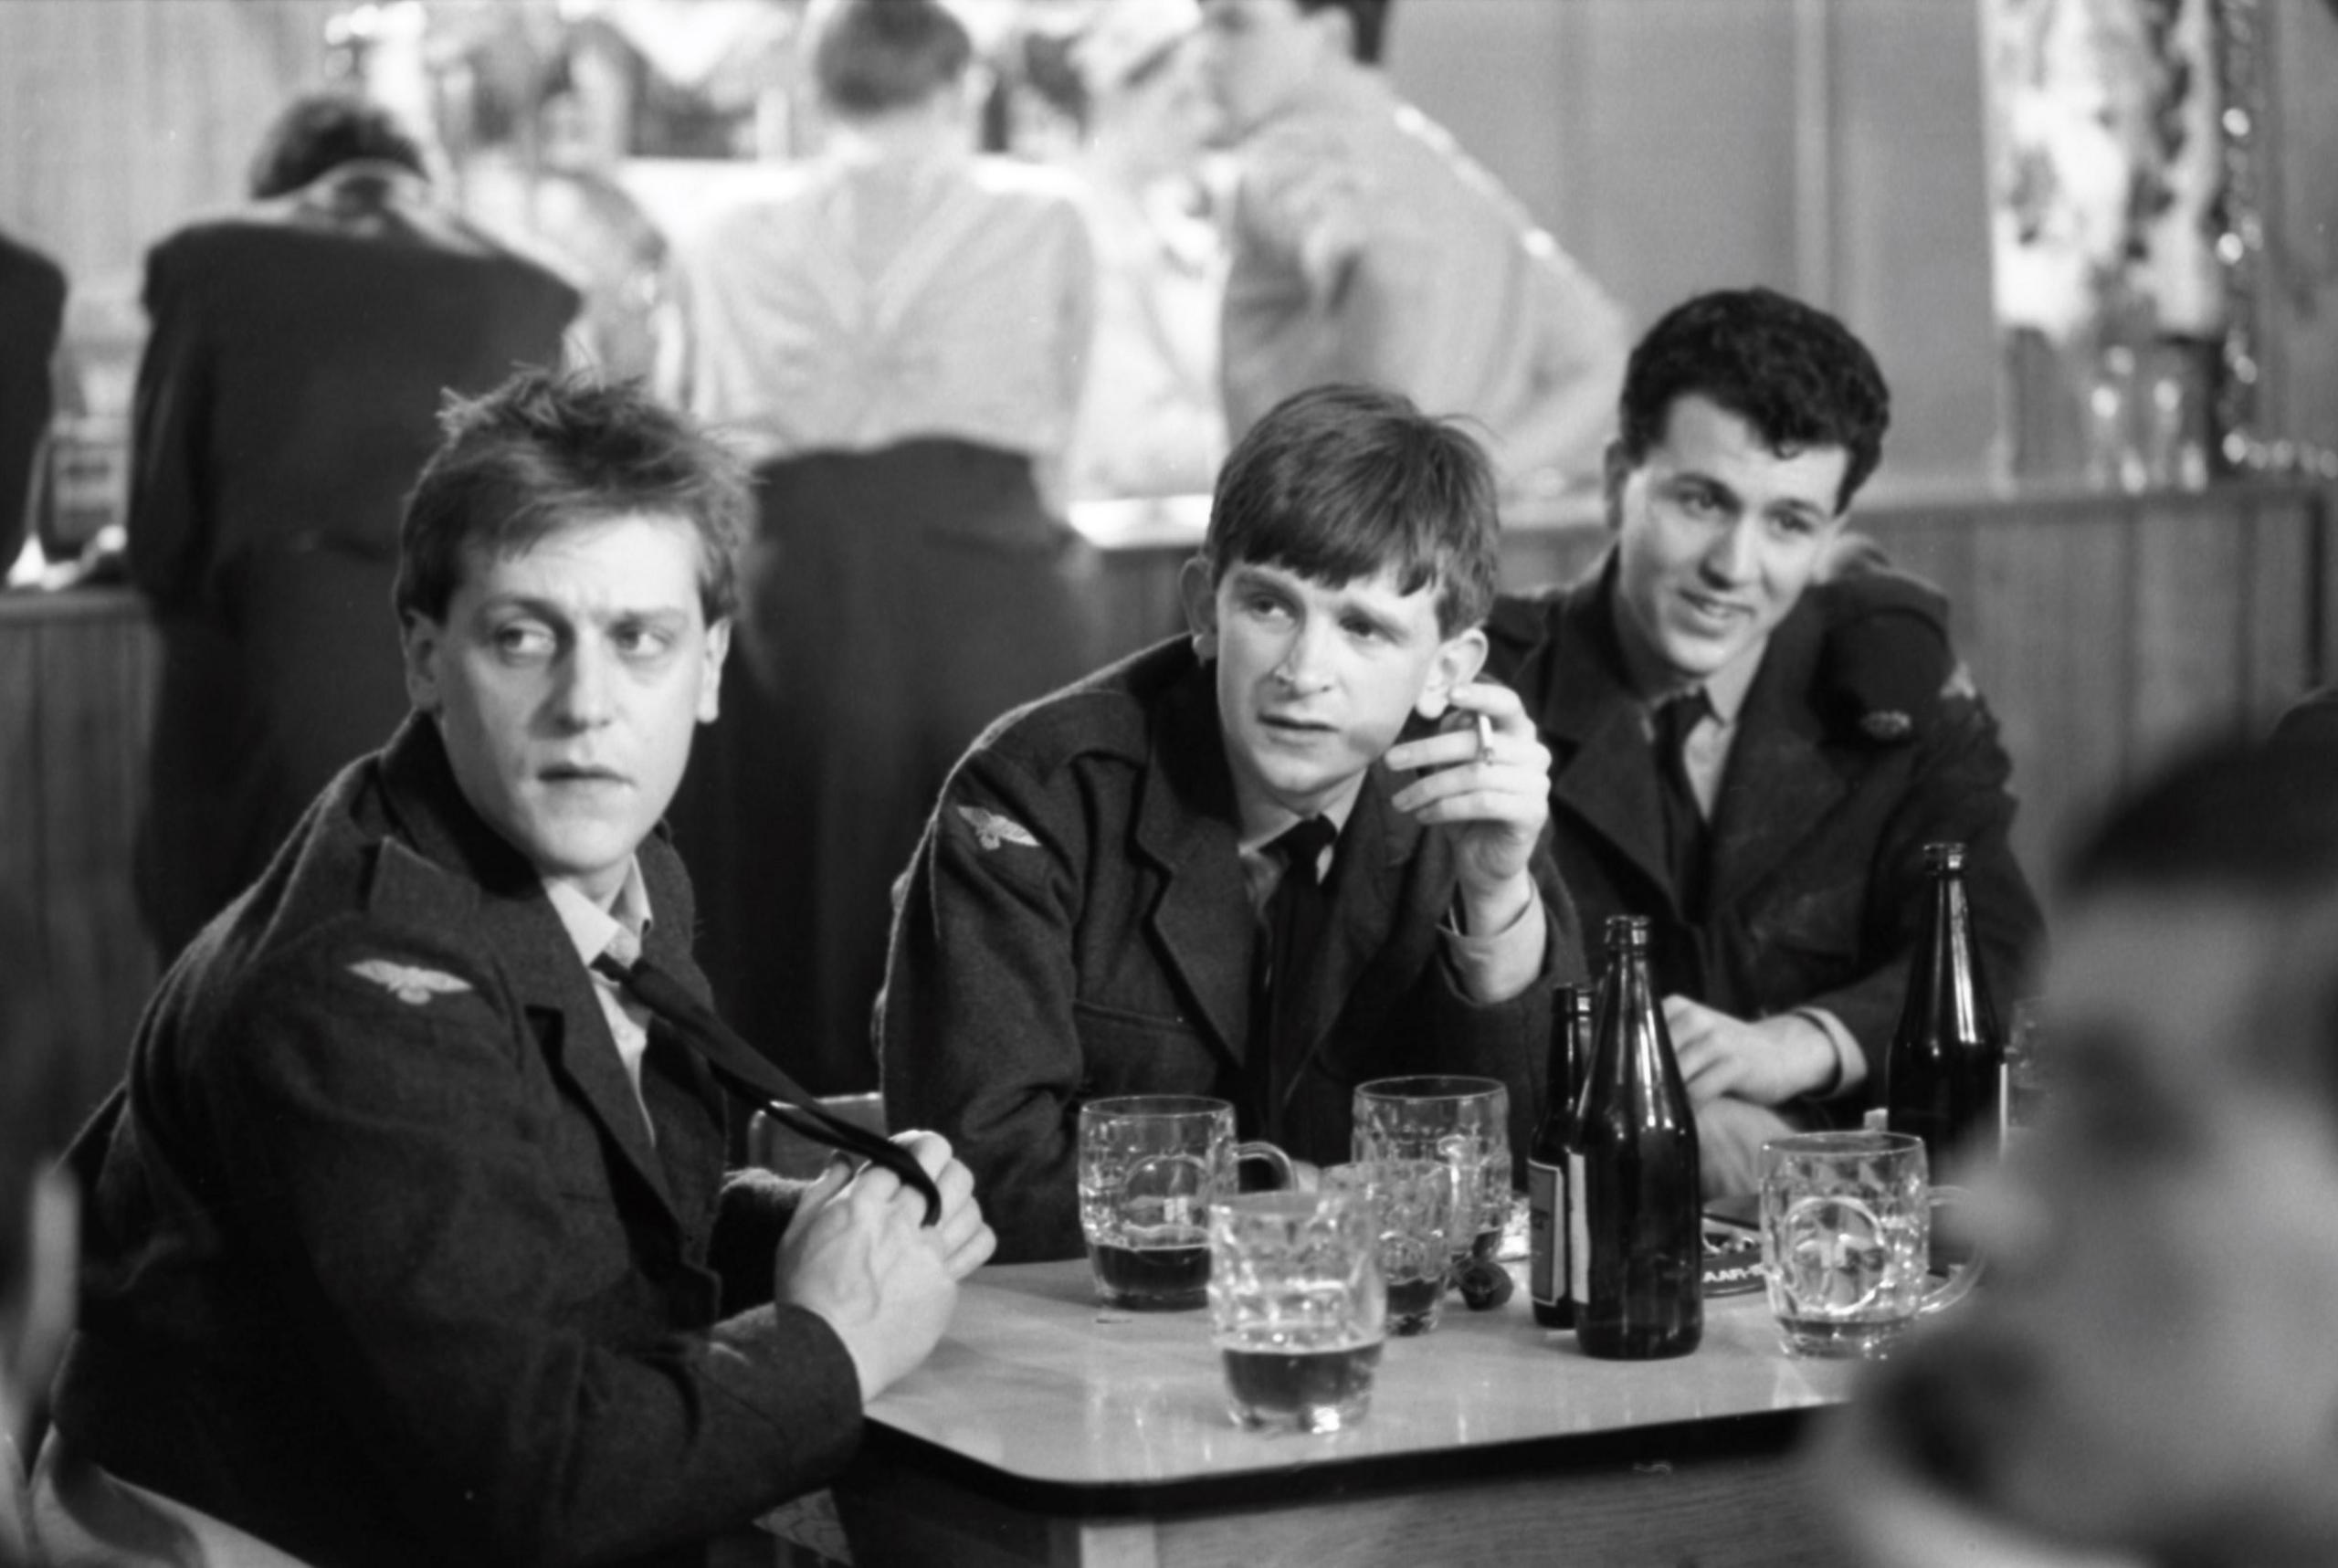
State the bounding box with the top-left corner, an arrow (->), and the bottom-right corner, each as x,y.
1483,288 -> 2043,1194
879,384 -> 1585,1261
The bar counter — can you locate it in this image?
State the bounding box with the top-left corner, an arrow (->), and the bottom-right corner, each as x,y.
832,1258 -> 1857,1567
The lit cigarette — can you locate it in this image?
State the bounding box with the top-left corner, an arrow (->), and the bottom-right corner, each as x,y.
1475,711 -> 1495,764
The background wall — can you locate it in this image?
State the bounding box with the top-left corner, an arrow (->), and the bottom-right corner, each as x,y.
1388,0 -> 1999,487
4,0 -> 2330,481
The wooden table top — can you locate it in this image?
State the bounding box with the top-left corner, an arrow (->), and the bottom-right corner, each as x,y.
859,1258 -> 1862,1515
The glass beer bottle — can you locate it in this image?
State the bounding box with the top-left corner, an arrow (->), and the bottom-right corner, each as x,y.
1573,916 -> 1701,1360
1527,984 -> 1593,1328
1884,841 -> 2006,1171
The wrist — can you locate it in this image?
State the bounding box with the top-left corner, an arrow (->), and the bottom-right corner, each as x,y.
1457,872 -> 1533,938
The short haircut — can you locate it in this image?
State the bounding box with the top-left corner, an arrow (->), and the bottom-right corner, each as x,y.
2059,732 -> 2338,1111
1203,383 -> 1499,636
395,369 -> 749,628
1617,286 -> 1890,514
1297,0 -> 1392,66
247,91 -> 428,200
807,0 -> 974,119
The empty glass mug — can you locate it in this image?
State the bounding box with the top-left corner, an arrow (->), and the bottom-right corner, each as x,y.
1759,1130 -> 1981,1359
1353,1075 -> 1511,1264
1078,1094 -> 1296,1310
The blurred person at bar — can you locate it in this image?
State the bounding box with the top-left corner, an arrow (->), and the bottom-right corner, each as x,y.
125,89 -> 580,963
0,229 -> 67,579
37,371 -> 991,1568
1483,288 -> 2044,1196
1197,0 -> 1629,495
1039,0 -> 1228,501
669,0 -> 1103,1094
879,383 -> 1584,1261
1817,732 -> 2338,1568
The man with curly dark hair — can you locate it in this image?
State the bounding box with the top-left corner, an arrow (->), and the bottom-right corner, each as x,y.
1483,287 -> 2044,1194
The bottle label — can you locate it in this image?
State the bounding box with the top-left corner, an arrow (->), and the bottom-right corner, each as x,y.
1565,1151 -> 1589,1302
1527,1160 -> 1559,1305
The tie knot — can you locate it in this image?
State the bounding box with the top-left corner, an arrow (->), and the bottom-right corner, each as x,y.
1270,816 -> 1338,885
600,926 -> 644,973
1654,688 -> 1711,755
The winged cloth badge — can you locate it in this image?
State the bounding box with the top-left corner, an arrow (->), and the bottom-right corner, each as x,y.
348,959 -> 474,1005
954,805 -> 1039,852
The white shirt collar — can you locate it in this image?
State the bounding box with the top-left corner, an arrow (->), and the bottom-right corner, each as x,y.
542,861 -> 654,969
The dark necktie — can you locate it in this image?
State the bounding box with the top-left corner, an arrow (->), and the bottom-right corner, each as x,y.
1246,815 -> 1339,1141
1653,689 -> 1711,919
591,949 -> 943,1225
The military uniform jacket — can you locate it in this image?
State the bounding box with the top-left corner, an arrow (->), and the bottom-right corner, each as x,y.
879,637 -> 1585,1262
51,717 -> 863,1568
1484,560 -> 2043,1120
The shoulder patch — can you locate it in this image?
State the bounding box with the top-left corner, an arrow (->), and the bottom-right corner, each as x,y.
953,805 -> 1040,852
347,958 -> 474,1005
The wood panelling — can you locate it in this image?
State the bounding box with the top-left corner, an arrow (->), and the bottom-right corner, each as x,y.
0,593 -> 160,1159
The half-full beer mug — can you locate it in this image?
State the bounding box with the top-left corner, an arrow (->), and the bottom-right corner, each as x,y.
1078,1095 -> 1295,1310
1207,1189 -> 1386,1433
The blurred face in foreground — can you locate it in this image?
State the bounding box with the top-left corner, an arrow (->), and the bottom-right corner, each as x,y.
403,512 -> 730,905
1900,889 -> 2338,1567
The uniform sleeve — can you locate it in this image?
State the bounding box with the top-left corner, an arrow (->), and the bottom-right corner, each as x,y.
1495,229 -> 1632,482
877,745 -> 1093,1264
1421,841 -> 1587,1183
199,921 -> 863,1566
1798,688 -> 2047,1097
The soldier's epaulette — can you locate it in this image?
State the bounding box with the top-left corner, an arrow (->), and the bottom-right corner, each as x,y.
363,837 -> 486,926
984,685 -> 1153,782
1813,570 -> 1958,746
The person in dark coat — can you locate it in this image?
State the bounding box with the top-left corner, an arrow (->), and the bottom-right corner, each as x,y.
42,372 -> 992,1568
0,229 -> 67,574
879,384 -> 1585,1261
127,90 -> 581,962
1483,288 -> 2044,1195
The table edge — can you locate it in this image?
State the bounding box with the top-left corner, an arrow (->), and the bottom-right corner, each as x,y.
850,1405 -> 1819,1520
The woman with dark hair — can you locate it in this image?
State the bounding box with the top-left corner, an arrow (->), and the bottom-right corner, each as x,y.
671,0 -> 1102,1093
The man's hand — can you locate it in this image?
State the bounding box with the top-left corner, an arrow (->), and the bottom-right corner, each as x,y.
1664,998 -> 1838,1108
1385,681 -> 1552,937
775,1131 -> 995,1403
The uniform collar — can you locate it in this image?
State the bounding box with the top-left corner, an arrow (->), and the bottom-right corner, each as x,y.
541,860 -> 655,970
